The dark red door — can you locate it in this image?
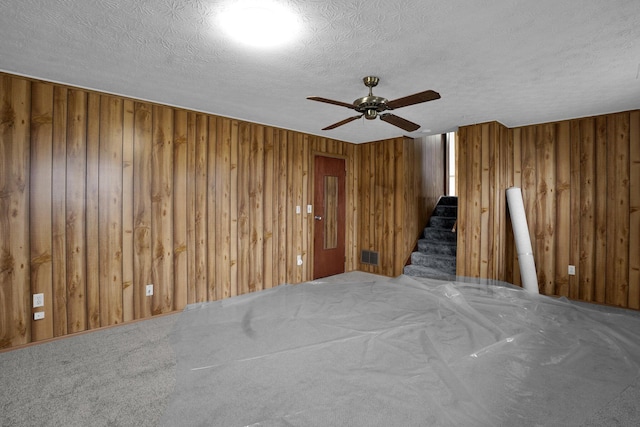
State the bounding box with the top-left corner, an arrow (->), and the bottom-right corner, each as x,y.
313,156 -> 346,279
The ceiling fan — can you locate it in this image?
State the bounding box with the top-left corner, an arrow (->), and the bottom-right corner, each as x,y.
307,76 -> 440,132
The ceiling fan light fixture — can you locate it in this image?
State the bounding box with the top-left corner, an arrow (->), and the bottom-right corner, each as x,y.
364,109 -> 378,120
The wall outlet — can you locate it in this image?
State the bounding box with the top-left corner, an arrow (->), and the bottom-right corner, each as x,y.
33,293 -> 44,308
296,255 -> 303,266
146,284 -> 154,296
568,265 -> 576,276
34,312 -> 45,320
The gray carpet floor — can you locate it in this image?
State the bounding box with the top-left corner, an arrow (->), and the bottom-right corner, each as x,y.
0,313 -> 177,427
2,272 -> 640,426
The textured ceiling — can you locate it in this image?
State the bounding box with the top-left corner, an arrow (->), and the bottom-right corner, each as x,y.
1,0 -> 639,143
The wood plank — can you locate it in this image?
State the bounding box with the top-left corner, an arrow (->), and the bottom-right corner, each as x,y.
508,128 -> 521,286
383,139 -> 396,276
51,86 -> 68,336
185,112 -> 197,304
229,119 -> 239,297
151,105 -> 174,314
65,89 -> 88,333
203,116 -> 220,301
276,130 -> 287,286
374,141 -> 385,275
206,116 -> 217,300
214,116 -> 230,301
394,138 -> 405,275
568,119 -> 582,300
469,125 -> 483,277
629,111 -> 640,309
346,142 -> 358,271
262,127 -> 275,289
594,116 -> 608,303
29,81 -> 54,342
286,132 -> 295,280
85,93 -> 101,329
536,123 -> 557,295
480,124 -> 491,279
612,113 -> 630,307
249,124 -> 265,291
98,95 -> 124,326
173,109 -> 188,310
395,138 -> 409,276
496,124 -> 509,280
488,126 -> 499,279
578,118 -> 596,302
605,115 -> 617,305
194,115 -> 208,302
555,121 -> 571,297
361,142 -> 374,274
294,133 -> 304,282
357,143 -> 370,272
121,99 -> 134,323
520,125 -> 538,289
0,76 -> 31,348
237,122 -> 250,294
133,102 -> 153,318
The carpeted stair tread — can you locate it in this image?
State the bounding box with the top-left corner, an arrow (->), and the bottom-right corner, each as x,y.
417,239 -> 457,256
428,216 -> 457,229
436,196 -> 458,206
432,205 -> 457,217
410,252 -> 456,275
424,228 -> 457,242
403,264 -> 456,280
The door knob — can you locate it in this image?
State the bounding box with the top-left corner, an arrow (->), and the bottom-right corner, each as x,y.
314,215 -> 322,220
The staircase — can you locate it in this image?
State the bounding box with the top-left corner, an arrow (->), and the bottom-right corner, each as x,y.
403,196 -> 458,279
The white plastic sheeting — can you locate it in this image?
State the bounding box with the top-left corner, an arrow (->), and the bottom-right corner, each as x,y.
163,273 -> 640,426
506,187 -> 539,294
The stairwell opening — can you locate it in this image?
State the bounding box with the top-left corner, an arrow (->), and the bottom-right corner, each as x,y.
403,132 -> 457,280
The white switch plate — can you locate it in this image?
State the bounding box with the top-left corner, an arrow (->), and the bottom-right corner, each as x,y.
568,265 -> 576,276
33,293 -> 44,308
307,205 -> 312,214
297,255 -> 303,266
146,284 -> 154,296
34,312 -> 45,320
296,205 -> 301,214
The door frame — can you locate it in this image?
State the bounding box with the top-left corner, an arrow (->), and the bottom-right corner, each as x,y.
311,152 -> 349,279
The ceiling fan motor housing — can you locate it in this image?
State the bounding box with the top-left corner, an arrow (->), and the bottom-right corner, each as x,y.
354,95 -> 389,119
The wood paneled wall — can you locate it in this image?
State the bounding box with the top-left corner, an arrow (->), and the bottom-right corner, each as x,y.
457,122 -> 510,282
457,111 -> 640,309
357,135 -> 443,276
0,72 -> 435,349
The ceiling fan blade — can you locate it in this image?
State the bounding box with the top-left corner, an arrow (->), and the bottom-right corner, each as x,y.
322,115 -> 363,130
386,90 -> 441,110
379,113 -> 421,132
307,96 -> 356,109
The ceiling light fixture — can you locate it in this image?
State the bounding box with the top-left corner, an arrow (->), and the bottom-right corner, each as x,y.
218,0 -> 302,48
